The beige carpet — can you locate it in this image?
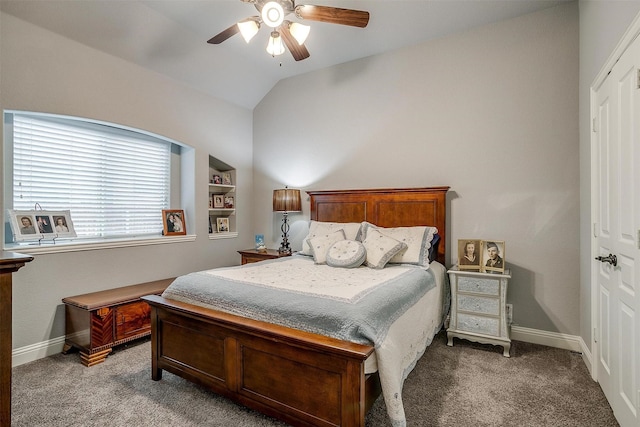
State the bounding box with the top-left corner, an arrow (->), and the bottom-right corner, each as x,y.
11,330 -> 618,426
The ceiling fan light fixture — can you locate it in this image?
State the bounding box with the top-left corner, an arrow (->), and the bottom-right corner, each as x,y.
262,1 -> 285,28
237,19 -> 260,43
289,22 -> 310,45
266,31 -> 285,56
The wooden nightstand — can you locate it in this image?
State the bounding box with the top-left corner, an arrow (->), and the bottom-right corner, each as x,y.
447,266 -> 511,357
238,249 -> 291,264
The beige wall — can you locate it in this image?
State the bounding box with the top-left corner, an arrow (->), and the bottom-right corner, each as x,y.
254,3 -> 580,334
0,13 -> 255,349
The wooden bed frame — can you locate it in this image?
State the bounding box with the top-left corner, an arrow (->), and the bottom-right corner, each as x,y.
142,187 -> 449,427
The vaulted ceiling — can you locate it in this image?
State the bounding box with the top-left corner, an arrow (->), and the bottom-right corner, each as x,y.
1,0 -> 566,109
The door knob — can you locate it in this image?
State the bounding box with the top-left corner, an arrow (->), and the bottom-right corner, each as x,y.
595,253 -> 617,267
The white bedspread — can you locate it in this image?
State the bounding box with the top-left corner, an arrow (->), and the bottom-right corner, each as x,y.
370,261 -> 448,426
163,258 -> 449,427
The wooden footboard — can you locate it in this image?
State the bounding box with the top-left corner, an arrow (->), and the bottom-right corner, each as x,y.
142,295 -> 380,427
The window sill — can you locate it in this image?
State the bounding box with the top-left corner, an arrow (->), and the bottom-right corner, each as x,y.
3,234 -> 197,255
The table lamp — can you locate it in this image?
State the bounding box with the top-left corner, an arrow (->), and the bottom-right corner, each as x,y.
273,187 -> 301,254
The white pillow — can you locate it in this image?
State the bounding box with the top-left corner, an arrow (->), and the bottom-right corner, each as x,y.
362,228 -> 407,269
300,221 -> 363,256
361,222 -> 438,267
326,240 -> 366,269
307,230 -> 346,264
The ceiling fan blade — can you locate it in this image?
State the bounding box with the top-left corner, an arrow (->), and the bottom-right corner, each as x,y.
295,5 -> 369,28
280,22 -> 310,61
207,23 -> 240,44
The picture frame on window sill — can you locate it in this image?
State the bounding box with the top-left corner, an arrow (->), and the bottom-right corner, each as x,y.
8,209 -> 76,242
216,217 -> 229,233
162,209 -> 186,236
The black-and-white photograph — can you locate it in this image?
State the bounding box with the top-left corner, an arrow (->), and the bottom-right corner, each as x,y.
8,210 -> 76,241
457,239 -> 481,270
481,240 -> 506,273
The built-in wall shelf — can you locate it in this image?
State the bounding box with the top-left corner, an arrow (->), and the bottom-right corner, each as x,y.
209,156 -> 237,238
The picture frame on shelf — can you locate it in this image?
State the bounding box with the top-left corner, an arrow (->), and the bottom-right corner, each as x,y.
212,174 -> 222,185
481,240 -> 506,273
209,216 -> 213,233
457,239 -> 481,271
213,194 -> 224,208
162,209 -> 186,236
222,172 -> 232,185
224,195 -> 234,209
216,217 -> 229,233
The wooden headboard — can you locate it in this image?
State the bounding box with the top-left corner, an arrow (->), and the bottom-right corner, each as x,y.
307,187 -> 449,265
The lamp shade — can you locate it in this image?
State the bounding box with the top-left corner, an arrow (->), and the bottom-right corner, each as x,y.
266,31 -> 285,56
289,22 -> 310,45
237,19 -> 260,43
273,188 -> 302,212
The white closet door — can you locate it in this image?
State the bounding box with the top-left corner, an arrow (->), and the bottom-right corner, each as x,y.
594,33 -> 640,427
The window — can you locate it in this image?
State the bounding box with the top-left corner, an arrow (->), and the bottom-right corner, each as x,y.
5,112 -> 173,243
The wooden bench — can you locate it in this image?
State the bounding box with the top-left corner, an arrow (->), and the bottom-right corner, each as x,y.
62,278 -> 175,366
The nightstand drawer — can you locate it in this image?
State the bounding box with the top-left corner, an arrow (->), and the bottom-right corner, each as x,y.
457,294 -> 500,316
457,313 -> 500,337
457,276 -> 500,296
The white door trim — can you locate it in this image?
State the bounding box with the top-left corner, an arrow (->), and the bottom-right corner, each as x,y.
589,12 -> 640,381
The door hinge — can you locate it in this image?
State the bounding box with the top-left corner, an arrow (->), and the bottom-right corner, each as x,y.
637,229 -> 640,249
592,117 -> 597,133
594,327 -> 598,343
593,223 -> 598,238
637,68 -> 640,89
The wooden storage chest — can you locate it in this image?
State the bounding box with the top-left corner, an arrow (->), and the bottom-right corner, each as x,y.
62,278 -> 174,366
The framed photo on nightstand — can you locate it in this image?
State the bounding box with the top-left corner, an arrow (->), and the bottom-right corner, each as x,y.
481,240 -> 505,273
457,239 -> 481,270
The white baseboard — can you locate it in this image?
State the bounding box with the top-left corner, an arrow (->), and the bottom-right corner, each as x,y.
14,327 -> 596,370
511,325 -> 595,377
12,336 -> 66,367
511,325 -> 582,352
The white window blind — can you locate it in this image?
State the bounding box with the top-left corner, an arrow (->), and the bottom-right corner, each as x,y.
11,113 -> 171,239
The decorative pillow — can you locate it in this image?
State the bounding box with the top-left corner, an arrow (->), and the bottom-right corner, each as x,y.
300,221 -> 363,256
307,229 -> 346,264
429,234 -> 440,262
362,228 -> 407,269
361,223 -> 438,267
326,240 -> 366,269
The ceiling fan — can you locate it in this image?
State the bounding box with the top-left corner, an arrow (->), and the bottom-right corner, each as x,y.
207,0 -> 370,61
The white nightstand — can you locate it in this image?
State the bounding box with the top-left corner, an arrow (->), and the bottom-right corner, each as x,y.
447,266 -> 511,357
